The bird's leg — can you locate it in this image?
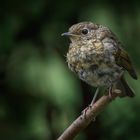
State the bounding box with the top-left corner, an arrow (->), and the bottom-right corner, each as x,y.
82,88 -> 99,118
91,87 -> 99,105
108,85 -> 113,99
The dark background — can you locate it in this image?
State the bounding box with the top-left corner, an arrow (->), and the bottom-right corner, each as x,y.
0,0 -> 140,140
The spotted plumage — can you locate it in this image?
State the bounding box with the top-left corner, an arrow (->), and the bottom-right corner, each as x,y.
62,22 -> 137,97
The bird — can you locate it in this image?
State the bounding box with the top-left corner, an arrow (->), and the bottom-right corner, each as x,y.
62,21 -> 137,100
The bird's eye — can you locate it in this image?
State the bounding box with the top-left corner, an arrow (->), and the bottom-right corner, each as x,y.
81,28 -> 89,35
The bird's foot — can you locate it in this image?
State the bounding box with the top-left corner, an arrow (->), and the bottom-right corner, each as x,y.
81,88 -> 99,119
81,103 -> 96,121
108,86 -> 121,99
81,104 -> 92,119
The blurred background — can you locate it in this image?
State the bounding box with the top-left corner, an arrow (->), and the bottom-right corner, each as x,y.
0,0 -> 140,139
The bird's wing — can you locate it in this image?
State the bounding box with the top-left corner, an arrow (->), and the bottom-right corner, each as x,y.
102,29 -> 138,80
115,46 -> 137,80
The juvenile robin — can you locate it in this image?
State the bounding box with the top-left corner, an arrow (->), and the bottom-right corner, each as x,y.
62,22 -> 137,101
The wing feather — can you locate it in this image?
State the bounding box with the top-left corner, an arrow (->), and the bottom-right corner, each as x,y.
115,47 -> 137,79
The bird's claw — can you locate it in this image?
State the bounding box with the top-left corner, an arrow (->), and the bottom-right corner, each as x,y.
81,104 -> 92,119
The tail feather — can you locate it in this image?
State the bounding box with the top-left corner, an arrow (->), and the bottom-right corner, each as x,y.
114,76 -> 135,98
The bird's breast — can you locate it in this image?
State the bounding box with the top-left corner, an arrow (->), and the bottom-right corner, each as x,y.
67,42 -> 123,87
67,41 -> 104,71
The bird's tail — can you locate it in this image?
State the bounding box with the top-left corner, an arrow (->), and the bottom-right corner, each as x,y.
114,76 -> 135,98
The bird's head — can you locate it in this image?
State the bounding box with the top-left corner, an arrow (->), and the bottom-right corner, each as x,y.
62,22 -> 99,44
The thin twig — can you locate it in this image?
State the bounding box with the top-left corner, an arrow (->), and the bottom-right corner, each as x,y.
57,92 -> 120,140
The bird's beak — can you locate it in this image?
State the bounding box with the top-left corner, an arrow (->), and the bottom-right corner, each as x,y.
61,32 -> 80,37
61,32 -> 72,36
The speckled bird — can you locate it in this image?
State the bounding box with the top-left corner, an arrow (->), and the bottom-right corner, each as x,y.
62,22 -> 137,98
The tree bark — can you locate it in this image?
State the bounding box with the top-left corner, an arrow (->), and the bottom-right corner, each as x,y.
57,91 -> 119,140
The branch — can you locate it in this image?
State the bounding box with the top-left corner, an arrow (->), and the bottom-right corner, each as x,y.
57,91 -> 120,140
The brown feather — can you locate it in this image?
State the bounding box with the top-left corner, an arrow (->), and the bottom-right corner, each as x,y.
115,47 -> 138,80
